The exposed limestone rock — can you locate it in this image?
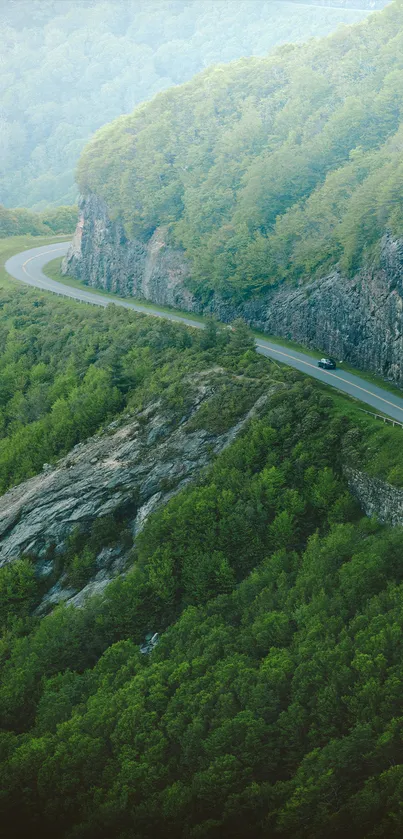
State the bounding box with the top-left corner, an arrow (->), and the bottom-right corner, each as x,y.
64,195 -> 403,387
0,371 -> 271,607
64,195 -> 197,311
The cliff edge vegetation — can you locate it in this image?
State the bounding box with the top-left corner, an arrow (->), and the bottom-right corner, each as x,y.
2,311 -> 403,838
77,0 -> 403,300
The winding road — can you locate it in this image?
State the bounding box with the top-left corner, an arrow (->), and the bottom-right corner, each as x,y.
6,242 -> 403,424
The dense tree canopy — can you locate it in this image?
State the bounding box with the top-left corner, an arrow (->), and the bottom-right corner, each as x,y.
2,367 -> 403,838
0,277 -> 236,494
0,0 -> 375,209
77,0 -> 403,299
0,205 -> 77,237
2,4 -> 403,834
2,237 -> 403,836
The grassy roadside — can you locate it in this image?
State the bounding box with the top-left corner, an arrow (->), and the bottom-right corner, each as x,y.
45,257 -> 403,401
5,246 -> 403,402
253,328 -> 403,400
329,389 -> 403,487
41,258 -> 403,486
44,257 -> 207,324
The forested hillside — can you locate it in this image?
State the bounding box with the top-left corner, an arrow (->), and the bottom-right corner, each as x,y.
1,0 -> 376,210
3,233 -> 403,835
4,2 -> 403,835
76,0 -> 403,300
1,273 -> 403,837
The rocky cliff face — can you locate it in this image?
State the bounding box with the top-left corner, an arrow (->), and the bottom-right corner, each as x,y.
0,369 -> 269,609
345,466 -> 403,528
63,195 -> 403,387
64,194 -> 197,311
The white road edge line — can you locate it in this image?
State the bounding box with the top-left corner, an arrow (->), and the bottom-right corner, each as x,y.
255,344 -> 403,415
6,242 -> 403,423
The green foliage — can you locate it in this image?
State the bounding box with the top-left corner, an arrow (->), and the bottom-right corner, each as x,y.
77,1 -> 403,297
38,206 -> 78,235
0,275 -> 238,493
0,559 -> 37,632
66,547 -> 96,589
0,206 -> 45,238
2,267 -> 403,835
200,316 -> 220,351
0,205 -> 77,238
0,0 -> 374,209
2,237 -> 403,835
332,396 -> 403,487
64,516 -> 131,589
188,377 -> 262,434
1,381 -> 403,837
227,320 -> 256,357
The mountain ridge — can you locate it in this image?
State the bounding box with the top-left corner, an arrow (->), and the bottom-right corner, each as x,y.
1,0 -> 374,209
64,1 -> 403,382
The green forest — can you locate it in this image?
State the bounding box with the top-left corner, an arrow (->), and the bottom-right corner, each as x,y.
1,237 -> 403,836
0,0 -> 374,210
0,205 -> 77,237
0,267 -> 235,495
3,1 -> 403,836
77,0 -> 403,300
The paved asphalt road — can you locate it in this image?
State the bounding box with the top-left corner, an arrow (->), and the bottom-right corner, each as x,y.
6,241 -> 403,424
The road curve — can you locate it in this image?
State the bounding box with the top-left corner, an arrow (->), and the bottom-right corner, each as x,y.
6,242 -> 403,424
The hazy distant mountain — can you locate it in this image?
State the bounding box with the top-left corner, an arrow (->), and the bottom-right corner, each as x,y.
1,0 -> 376,209
76,0 -> 403,300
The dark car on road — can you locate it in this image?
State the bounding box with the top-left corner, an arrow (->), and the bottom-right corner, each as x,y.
318,357 -> 337,370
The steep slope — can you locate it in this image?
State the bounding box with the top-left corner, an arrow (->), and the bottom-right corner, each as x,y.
1,0 -> 376,210
3,373 -> 403,839
0,367 -> 270,609
65,0 -> 403,383
65,194 -> 403,386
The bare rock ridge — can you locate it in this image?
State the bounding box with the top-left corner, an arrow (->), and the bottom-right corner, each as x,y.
0,370 -> 269,607
63,195 -> 403,388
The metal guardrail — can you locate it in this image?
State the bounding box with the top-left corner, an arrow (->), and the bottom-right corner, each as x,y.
359,408 -> 403,428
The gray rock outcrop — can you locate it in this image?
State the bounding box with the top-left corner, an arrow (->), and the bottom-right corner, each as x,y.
345,466 -> 403,528
0,370 -> 269,607
63,195 -> 403,387
64,194 -> 197,311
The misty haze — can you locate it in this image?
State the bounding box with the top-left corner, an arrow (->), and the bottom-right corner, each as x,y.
2,3 -> 403,839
